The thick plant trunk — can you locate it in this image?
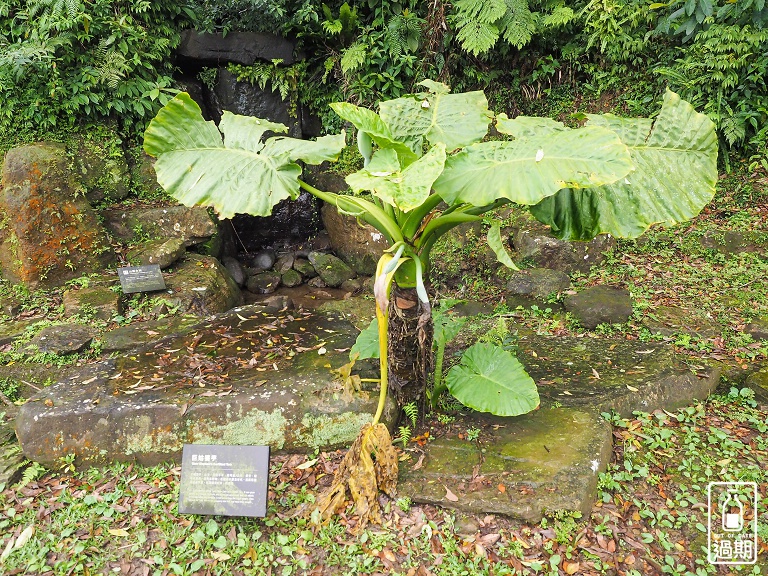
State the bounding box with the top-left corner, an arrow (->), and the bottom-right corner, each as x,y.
387,284 -> 433,420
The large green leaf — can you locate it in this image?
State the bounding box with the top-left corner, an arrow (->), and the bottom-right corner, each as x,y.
530,90 -> 718,240
433,126 -> 633,206
446,343 -> 539,417
350,318 -> 380,360
495,114 -> 567,139
144,93 -> 345,219
487,222 -> 519,270
378,80 -> 492,151
345,144 -> 446,212
329,102 -> 418,164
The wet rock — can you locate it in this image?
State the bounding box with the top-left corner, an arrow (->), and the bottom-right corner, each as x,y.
127,238 -> 186,269
127,150 -> 166,200
16,307 -> 397,466
63,286 -> 123,322
746,318 -> 768,341
27,324 -> 98,354
340,278 -> 363,294
0,319 -> 39,346
0,143 -> 115,288
451,301 -> 495,317
0,294 -> 23,317
293,258 -> 317,278
274,253 -> 295,274
251,249 -> 276,270
564,286 -> 633,329
643,305 -> 720,339
260,295 -> 294,312
308,251 -> 355,288
700,229 -> 768,255
247,272 -> 281,294
99,316 -> 200,353
177,30 -> 296,66
400,408 -> 613,522
512,219 -> 615,274
317,295 -> 376,330
281,269 -> 303,288
229,192 -> 321,250
206,68 -> 299,136
163,254 -> 242,316
518,329 -> 720,416
0,415 -> 25,487
401,328 -> 721,520
505,268 -> 570,298
102,206 -> 217,247
321,203 -> 390,275
222,256 -> 246,287
68,133 -> 130,205
745,368 -> 768,405
307,276 -> 327,289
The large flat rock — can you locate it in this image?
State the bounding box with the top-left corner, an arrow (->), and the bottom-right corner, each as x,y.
16,306 -> 396,467
401,331 -> 719,521
517,330 -> 720,416
399,408 -> 612,523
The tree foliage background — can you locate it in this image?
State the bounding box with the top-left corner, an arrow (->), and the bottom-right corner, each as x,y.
1,0 -> 766,159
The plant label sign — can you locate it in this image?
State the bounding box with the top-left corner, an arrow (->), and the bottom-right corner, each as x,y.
178,445 -> 270,517
117,265 -> 166,294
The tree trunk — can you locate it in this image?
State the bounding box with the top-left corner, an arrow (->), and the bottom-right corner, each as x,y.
387,284 -> 433,421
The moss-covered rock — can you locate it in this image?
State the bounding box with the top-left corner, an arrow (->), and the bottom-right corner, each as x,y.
163,254 -> 242,316
399,408 -> 613,522
15,307 -> 396,467
63,285 -> 123,322
564,286 -> 633,329
127,238 -> 186,269
0,143 -> 115,288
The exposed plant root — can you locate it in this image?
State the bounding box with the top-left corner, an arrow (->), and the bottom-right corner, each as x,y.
308,423 -> 398,532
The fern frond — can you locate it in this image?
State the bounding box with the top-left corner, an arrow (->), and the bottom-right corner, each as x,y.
721,115 -> 746,146
341,42 -> 367,75
16,461 -> 45,491
403,401 -> 419,427
499,0 -> 536,49
396,425 -> 412,448
455,18 -> 500,56
452,0 -> 507,24
322,20 -> 344,35
543,6 -> 575,27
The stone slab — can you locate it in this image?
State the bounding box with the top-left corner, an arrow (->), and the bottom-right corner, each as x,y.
98,316 -> 200,352
27,324 -> 98,354
177,30 -> 296,66
16,306 -> 396,467
516,330 -> 720,417
399,408 -> 613,523
643,305 -> 720,339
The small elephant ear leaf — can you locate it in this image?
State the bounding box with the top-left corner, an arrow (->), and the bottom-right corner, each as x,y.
446,342 -> 539,416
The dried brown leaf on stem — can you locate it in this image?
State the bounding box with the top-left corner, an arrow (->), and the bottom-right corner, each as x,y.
308,423 -> 398,531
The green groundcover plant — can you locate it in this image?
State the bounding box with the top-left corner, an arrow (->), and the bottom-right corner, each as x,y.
144,81 -> 717,522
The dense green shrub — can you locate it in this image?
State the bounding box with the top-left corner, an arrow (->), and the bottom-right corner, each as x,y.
0,0 -> 196,139
571,0 -> 768,153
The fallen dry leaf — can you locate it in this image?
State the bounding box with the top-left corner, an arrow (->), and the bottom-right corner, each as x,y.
444,487 -> 459,502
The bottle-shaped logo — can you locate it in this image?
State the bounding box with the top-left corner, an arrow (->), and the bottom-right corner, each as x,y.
722,492 -> 744,532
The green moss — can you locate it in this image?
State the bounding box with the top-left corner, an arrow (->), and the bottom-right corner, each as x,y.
123,415 -> 183,456
189,407 -> 288,448
297,412 -> 373,450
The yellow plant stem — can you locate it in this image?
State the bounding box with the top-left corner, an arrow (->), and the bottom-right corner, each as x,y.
371,252 -> 407,426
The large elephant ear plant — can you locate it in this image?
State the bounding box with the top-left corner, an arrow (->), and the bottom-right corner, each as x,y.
144,81 -> 717,526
